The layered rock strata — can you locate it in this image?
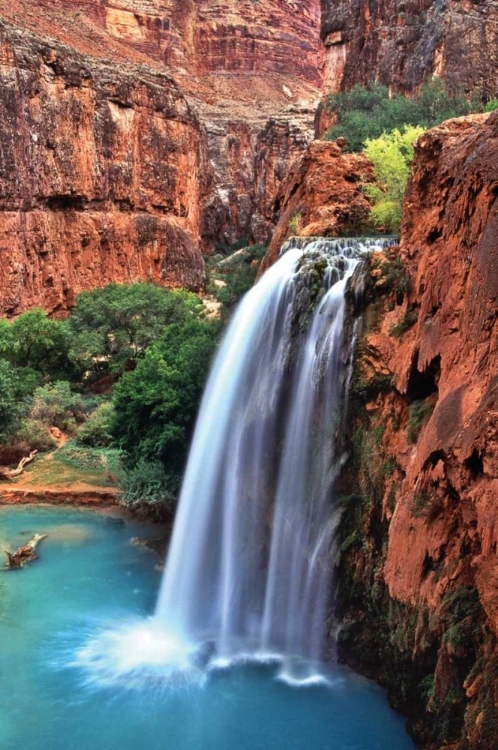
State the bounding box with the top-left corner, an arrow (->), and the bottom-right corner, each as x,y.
0,17 -> 209,314
0,0 -> 322,283
336,112 -> 498,749
321,0 -> 498,98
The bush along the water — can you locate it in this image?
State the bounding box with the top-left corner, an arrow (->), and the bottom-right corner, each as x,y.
119,459 -> 178,521
324,79 -> 488,152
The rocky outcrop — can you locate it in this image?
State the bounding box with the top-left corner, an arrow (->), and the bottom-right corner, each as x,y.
0,16 -> 209,315
336,112 -> 498,748
321,0 -> 498,98
260,140 -> 374,271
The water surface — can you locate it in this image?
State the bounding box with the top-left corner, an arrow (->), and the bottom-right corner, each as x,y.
0,507 -> 415,750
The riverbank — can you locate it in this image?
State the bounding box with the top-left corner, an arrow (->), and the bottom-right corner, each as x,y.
0,487 -> 119,507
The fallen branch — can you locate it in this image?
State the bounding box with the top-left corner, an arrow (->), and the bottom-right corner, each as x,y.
0,450 -> 38,481
5,533 -> 47,569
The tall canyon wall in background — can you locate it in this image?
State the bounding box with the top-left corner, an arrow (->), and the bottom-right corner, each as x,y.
1,0 -> 497,314
320,0 -> 497,97
0,0 -> 322,313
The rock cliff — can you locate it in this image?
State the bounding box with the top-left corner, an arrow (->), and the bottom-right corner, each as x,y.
0,1 -> 322,312
259,140 -> 374,272
336,112 -> 498,749
321,0 -> 498,98
0,10 -> 210,314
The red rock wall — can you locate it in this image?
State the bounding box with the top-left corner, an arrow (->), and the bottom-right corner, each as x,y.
339,112 -> 498,748
321,0 -> 498,97
259,141 -> 374,271
0,0 -> 323,309
0,19 -> 209,314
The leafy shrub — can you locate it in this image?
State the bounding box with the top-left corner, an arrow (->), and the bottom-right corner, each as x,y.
0,308 -> 73,380
13,420 -> 57,453
0,361 -> 40,442
484,99 -> 498,112
324,80 -> 483,152
75,402 -> 114,447
119,460 -> 177,521
363,125 -> 425,232
30,381 -> 86,432
111,317 -> 220,500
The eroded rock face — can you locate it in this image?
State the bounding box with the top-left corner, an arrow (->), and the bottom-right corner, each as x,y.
321,0 -> 498,97
0,1 -> 323,311
337,113 -> 498,748
0,16 -> 209,315
259,140 -> 374,272
30,0 -> 322,247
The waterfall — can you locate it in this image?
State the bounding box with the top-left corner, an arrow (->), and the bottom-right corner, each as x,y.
76,237 -> 392,689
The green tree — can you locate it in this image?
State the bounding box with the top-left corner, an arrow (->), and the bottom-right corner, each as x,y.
0,309 -> 72,380
68,283 -> 206,379
75,402 -> 114,447
363,125 -> 425,232
0,361 -> 39,441
325,80 -> 481,152
30,381 -> 86,432
111,316 -> 220,511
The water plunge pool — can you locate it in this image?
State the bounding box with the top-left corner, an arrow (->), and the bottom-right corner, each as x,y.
0,506 -> 415,750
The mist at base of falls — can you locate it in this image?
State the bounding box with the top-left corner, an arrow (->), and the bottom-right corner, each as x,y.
79,238 -> 393,687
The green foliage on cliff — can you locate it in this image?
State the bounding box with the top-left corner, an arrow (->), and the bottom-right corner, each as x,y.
363,125 -> 425,232
324,79 -> 486,152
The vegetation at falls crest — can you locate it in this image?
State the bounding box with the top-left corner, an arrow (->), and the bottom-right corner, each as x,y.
324,81 -> 498,233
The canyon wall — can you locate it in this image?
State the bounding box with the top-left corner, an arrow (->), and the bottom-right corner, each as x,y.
0,0 -> 322,312
336,112 -> 498,749
259,140 -> 374,272
0,16 -> 209,315
321,0 -> 498,97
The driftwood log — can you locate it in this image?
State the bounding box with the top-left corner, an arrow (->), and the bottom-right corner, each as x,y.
5,533 -> 47,569
0,450 -> 38,481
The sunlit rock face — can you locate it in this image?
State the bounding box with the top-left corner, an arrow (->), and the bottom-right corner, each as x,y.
0,11 -> 209,315
0,0 -> 322,272
387,112 -> 498,635
259,141 -> 374,273
336,112 -> 498,749
320,0 -> 498,97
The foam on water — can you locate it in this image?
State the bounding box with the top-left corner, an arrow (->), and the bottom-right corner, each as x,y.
73,618 -> 206,690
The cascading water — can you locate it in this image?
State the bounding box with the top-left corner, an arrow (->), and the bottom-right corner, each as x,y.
77,237 -> 393,689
